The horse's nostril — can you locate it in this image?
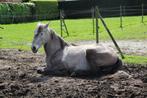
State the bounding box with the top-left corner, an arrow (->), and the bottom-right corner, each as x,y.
32,46 -> 36,51
32,46 -> 37,53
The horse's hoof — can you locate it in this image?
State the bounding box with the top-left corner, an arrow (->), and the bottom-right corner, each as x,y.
37,67 -> 48,74
70,72 -> 77,77
37,69 -> 44,74
37,70 -> 42,74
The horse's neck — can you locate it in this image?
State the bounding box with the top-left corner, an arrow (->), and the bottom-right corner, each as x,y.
44,30 -> 69,57
44,42 -> 55,57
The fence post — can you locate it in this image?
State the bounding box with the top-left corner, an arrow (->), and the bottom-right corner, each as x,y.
95,6 -> 99,43
123,6 -> 126,16
60,9 -> 69,37
120,5 -> 123,28
141,3 -> 144,23
92,7 -> 95,35
96,7 -> 124,59
60,10 -> 63,37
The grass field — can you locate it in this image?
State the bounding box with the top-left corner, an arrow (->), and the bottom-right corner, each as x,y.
0,16 -> 147,64
1,16 -> 147,49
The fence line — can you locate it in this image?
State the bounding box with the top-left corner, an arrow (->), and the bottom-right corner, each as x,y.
0,9 -> 146,19
0,4 -> 147,24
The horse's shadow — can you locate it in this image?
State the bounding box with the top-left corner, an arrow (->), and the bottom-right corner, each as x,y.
29,70 -> 106,83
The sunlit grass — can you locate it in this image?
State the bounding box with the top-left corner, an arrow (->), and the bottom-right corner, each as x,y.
123,55 -> 147,65
1,16 -> 147,50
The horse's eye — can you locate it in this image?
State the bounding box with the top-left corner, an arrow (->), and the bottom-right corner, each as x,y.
40,33 -> 43,36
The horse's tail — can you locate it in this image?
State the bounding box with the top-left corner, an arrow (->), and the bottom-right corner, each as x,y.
99,58 -> 122,75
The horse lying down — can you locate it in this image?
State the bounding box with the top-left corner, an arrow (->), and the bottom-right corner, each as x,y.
31,23 -> 122,77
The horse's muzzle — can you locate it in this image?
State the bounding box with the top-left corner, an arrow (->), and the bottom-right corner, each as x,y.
31,46 -> 38,53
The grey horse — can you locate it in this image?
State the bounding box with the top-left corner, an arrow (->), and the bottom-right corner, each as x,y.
31,22 -> 122,76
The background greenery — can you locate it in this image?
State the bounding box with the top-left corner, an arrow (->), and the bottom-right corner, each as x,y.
0,0 -> 58,24
33,1 -> 59,20
0,3 -> 36,24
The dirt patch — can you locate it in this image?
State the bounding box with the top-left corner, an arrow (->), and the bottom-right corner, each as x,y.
76,40 -> 147,56
0,49 -> 147,98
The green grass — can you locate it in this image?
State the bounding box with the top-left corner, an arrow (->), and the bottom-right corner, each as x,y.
123,55 -> 147,65
1,16 -> 147,49
0,16 -> 147,65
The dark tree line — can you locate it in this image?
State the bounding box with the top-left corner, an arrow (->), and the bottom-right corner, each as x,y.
58,0 -> 147,18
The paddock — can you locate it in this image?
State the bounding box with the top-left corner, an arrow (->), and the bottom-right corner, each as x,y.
0,0 -> 147,97
0,46 -> 147,97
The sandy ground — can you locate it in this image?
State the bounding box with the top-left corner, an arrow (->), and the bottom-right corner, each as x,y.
76,40 -> 147,56
0,48 -> 147,98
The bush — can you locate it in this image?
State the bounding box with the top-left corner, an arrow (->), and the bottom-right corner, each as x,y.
9,3 -> 36,23
0,1 -> 59,24
0,3 -> 12,24
33,1 -> 59,20
0,3 -> 35,24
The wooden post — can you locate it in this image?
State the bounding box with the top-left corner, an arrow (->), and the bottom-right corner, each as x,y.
141,3 -> 144,23
120,5 -> 123,28
96,7 -> 124,59
95,6 -> 99,43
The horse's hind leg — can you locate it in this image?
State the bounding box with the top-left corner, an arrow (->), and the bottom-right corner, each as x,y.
100,58 -> 122,75
86,48 -> 122,75
37,66 -> 69,76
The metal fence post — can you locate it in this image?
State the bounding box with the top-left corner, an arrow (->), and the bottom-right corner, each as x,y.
92,7 -> 95,35
60,9 -> 69,37
120,5 -> 123,28
96,7 -> 124,59
141,3 -> 144,23
95,6 -> 99,43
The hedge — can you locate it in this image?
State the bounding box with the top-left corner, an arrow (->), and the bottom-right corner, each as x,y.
33,1 -> 59,20
0,1 -> 59,24
0,3 -> 36,24
0,3 -> 12,24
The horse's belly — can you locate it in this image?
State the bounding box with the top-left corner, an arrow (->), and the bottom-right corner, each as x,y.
62,47 -> 90,71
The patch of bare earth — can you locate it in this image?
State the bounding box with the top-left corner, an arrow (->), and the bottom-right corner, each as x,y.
0,49 -> 147,98
76,40 -> 147,56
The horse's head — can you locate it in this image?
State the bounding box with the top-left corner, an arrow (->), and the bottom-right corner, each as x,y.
31,22 -> 50,53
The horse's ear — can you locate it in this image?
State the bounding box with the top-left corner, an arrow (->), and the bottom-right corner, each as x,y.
45,22 -> 50,28
37,22 -> 41,26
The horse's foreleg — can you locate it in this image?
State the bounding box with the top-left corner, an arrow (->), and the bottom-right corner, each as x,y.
37,66 -> 69,76
37,57 -> 55,75
37,67 -> 58,75
37,66 -> 50,75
